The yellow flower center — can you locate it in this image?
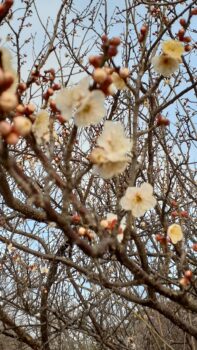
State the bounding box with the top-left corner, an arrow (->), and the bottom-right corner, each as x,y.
82,104 -> 91,113
135,193 -> 142,203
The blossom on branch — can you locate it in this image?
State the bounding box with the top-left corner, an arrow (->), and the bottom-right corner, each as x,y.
151,39 -> 184,77
0,47 -> 18,92
167,223 -> 183,244
111,72 -> 127,90
32,110 -> 50,144
89,121 -> 132,178
55,77 -> 106,127
120,183 -> 156,217
162,40 -> 184,61
151,54 -> 179,77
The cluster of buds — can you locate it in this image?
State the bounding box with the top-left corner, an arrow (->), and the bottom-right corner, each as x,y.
100,215 -> 124,243
0,0 -> 13,21
0,69 -> 17,112
0,116 -> 32,145
78,227 -> 96,241
92,65 -> 129,95
171,210 -> 189,219
0,102 -> 35,145
156,114 -> 170,127
31,66 -> 61,90
178,18 -> 192,52
150,6 -> 161,17
139,25 -> 148,43
89,35 -> 121,68
88,35 -> 129,95
179,270 -> 192,288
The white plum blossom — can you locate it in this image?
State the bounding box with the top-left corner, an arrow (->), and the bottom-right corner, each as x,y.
55,88 -> 75,122
90,121 -> 132,178
32,110 -> 50,144
94,159 -> 129,179
151,54 -> 179,77
111,72 -> 127,90
97,121 -> 132,162
120,183 -> 156,217
0,47 -> 18,92
75,90 -> 105,127
167,224 -> 183,244
55,77 -> 106,127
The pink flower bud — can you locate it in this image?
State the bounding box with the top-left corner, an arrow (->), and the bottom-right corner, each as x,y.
119,68 -> 130,79
25,104 -> 36,115
18,82 -> 27,92
179,277 -> 190,287
93,68 -> 107,84
16,104 -> 26,115
13,116 -> 32,136
5,132 -> 19,145
0,91 -> 18,112
100,219 -> 109,229
78,227 -> 86,236
0,121 -> 12,135
184,270 -> 192,279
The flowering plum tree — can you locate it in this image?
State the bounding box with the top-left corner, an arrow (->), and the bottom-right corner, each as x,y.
0,0 -> 196,349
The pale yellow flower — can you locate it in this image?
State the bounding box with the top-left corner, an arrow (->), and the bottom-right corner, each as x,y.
55,88 -> 74,122
94,160 -> 128,179
120,183 -> 156,217
0,91 -> 18,112
40,266 -> 49,274
89,121 -> 132,178
55,77 -> 105,127
97,121 -> 132,162
167,224 -> 183,244
151,54 -> 179,77
111,72 -> 127,90
75,90 -> 105,127
0,47 -> 18,92
32,110 -> 50,144
162,40 -> 184,61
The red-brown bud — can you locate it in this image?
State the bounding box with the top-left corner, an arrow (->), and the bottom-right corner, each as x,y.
183,36 -> 191,43
0,121 -> 11,136
184,270 -> 192,279
156,115 -> 170,126
171,200 -> 178,207
71,214 -> 81,223
109,37 -> 121,46
178,28 -> 185,38
138,35 -> 145,43
52,83 -> 61,91
184,45 -> 192,52
171,211 -> 179,217
180,211 -> 189,218
140,26 -> 147,36
5,132 -> 19,145
179,18 -> 186,27
191,8 -> 197,15
179,277 -> 190,287
107,46 -> 118,57
192,244 -> 197,252
18,82 -> 27,92
101,34 -> 108,43
89,55 -> 103,68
